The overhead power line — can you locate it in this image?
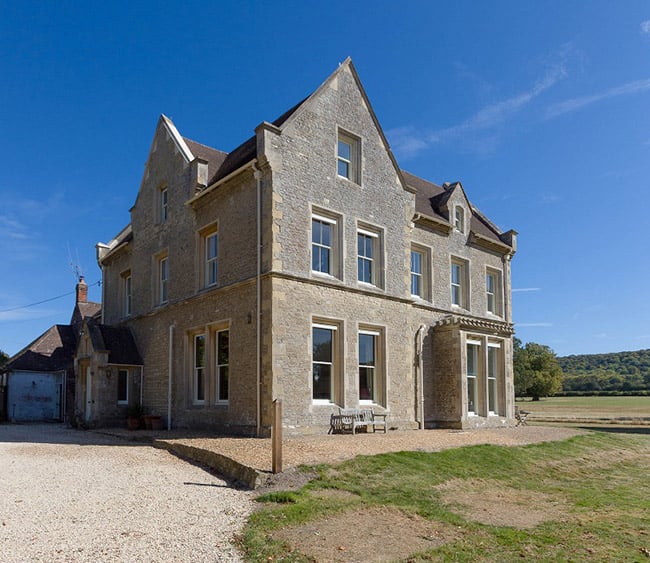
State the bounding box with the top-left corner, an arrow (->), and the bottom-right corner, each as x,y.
0,280 -> 101,314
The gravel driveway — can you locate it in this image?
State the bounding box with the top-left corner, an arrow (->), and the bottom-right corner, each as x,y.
0,424 -> 253,562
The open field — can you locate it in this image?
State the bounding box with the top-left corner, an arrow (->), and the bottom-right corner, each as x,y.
516,395 -> 650,419
240,431 -> 650,561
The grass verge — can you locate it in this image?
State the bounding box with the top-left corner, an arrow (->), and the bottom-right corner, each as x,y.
516,395 -> 650,418
239,431 -> 650,561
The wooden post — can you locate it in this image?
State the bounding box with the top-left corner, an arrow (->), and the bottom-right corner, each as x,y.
272,398 -> 283,474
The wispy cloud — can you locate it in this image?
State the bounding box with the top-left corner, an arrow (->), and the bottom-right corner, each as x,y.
641,20 -> 650,34
540,193 -> 561,204
545,78 -> 650,119
516,322 -> 553,327
512,287 -> 541,293
387,62 -> 567,159
0,308 -> 59,323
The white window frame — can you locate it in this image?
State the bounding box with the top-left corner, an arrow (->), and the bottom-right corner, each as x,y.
205,230 -> 218,288
486,268 -> 502,316
454,205 -> 465,233
215,329 -> 229,404
357,226 -> 382,288
410,244 -> 432,300
311,212 -> 338,277
193,333 -> 206,404
337,129 -> 360,184
451,258 -> 468,309
410,249 -> 423,298
466,339 -> 480,416
312,322 -> 338,404
117,369 -> 129,405
358,328 -> 383,405
487,341 -> 501,415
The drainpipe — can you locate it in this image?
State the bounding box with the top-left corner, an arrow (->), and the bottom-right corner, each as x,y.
139,366 -> 144,411
252,162 -> 262,437
502,254 -> 513,323
167,324 -> 174,430
416,324 -> 427,429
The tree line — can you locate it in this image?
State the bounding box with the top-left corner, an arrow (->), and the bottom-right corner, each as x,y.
558,349 -> 650,393
514,340 -> 650,399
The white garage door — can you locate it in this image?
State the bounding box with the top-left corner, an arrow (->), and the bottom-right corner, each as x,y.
7,371 -> 64,422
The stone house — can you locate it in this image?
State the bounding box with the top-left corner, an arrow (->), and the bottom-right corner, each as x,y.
80,58 -> 517,435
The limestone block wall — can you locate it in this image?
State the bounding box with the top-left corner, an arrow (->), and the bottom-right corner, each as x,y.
271,276 -> 420,433
264,65 -> 414,300
126,280 -> 259,434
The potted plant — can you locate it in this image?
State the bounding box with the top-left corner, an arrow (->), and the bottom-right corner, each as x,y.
126,402 -> 143,430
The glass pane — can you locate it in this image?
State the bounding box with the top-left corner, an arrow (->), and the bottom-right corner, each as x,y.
337,159 -> 349,178
219,366 -> 229,401
451,263 -> 460,284
411,273 -> 420,296
313,363 -> 331,400
321,222 -> 331,247
196,368 -> 205,401
217,331 -> 229,365
207,234 -> 218,259
312,328 -> 332,362
357,234 -> 365,256
364,236 -> 373,258
359,333 -> 375,366
338,140 -> 351,160
208,261 -> 218,285
488,378 -> 497,413
319,247 -> 330,273
452,285 -> 460,305
411,251 -> 421,274
195,335 -> 205,368
359,257 -> 372,283
488,347 -> 497,377
467,376 -> 477,413
467,344 -> 477,376
359,366 -> 374,400
312,247 -> 320,271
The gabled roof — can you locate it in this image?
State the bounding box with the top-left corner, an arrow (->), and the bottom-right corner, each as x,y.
184,58 -> 406,193
402,170 -> 447,221
183,97 -> 309,187
403,170 -> 513,249
85,320 -> 143,366
4,325 -> 77,372
148,59 -> 514,253
183,138 -> 228,173
71,301 -> 101,327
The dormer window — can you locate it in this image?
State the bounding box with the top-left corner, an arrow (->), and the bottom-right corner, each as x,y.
337,130 -> 360,184
454,206 -> 465,233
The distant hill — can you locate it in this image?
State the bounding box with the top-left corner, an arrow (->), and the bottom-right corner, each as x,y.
558,349 -> 650,392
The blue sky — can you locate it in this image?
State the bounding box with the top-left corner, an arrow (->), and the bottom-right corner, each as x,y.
1,1 -> 649,357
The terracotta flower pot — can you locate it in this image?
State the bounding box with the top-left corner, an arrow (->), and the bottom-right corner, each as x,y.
150,416 -> 164,431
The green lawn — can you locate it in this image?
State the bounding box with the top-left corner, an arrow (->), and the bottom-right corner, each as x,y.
516,395 -> 650,418
241,431 -> 650,561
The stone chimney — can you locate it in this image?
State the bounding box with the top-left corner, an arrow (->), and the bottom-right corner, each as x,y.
76,276 -> 88,304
